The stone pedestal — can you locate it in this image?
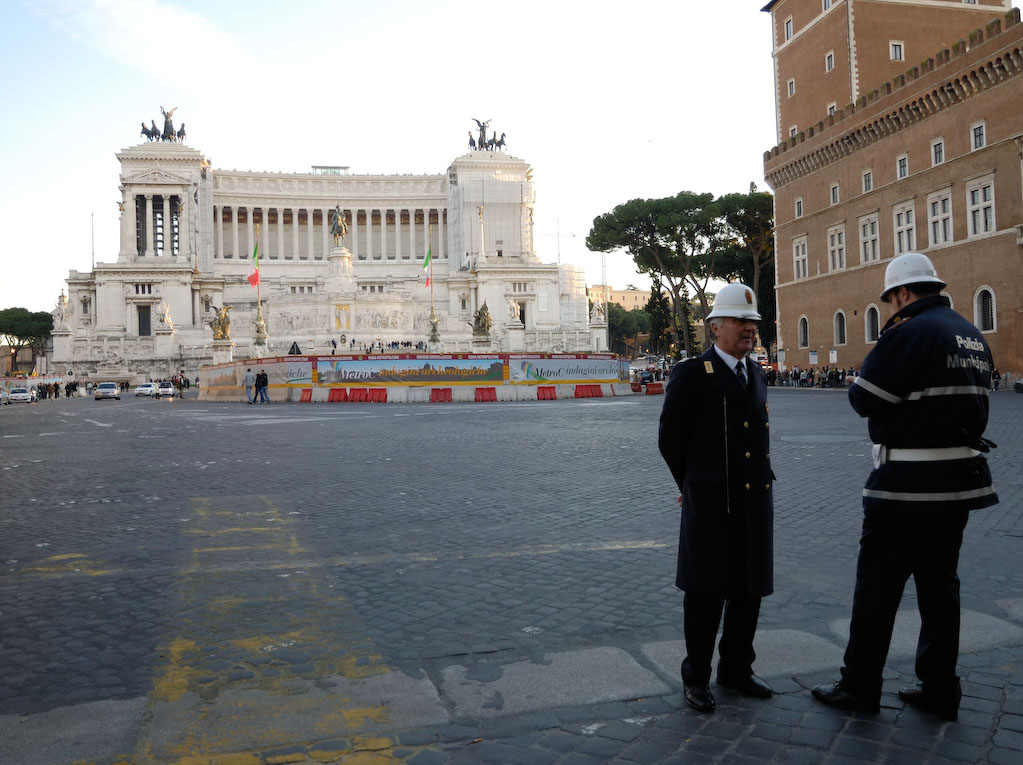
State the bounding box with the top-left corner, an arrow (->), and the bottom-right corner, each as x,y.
155,328 -> 174,361
51,330 -> 73,365
505,323 -> 525,352
325,246 -> 355,293
471,335 -> 493,353
590,321 -> 609,352
211,338 -> 235,365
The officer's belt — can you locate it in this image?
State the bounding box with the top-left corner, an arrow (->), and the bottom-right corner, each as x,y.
872,444 -> 980,468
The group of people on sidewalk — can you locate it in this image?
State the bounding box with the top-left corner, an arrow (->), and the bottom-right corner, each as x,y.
243,368 -> 270,404
658,252 -> 998,723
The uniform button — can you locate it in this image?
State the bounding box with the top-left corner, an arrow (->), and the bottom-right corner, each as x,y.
745,452 -> 751,459
765,422 -> 770,429
744,483 -> 750,490
764,483 -> 771,490
743,421 -> 749,429
767,452 -> 771,459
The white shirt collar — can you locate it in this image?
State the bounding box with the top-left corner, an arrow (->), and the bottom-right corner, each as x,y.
713,345 -> 747,377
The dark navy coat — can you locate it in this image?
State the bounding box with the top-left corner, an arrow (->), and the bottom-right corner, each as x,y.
849,295 -> 998,513
658,347 -> 774,599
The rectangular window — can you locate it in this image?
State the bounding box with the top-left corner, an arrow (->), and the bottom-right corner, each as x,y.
827,102 -> 837,116
928,190 -> 953,245
859,213 -> 879,263
795,198 -> 803,218
971,121 -> 986,150
787,78 -> 796,97
793,237 -> 808,280
789,125 -> 798,138
897,154 -> 909,179
825,52 -> 835,72
890,41 -> 904,61
823,0 -> 832,9
931,138 -> 945,166
785,18 -> 793,40
967,178 -> 995,236
893,202 -> 916,253
828,226 -> 846,271
830,184 -> 840,205
862,170 -> 873,193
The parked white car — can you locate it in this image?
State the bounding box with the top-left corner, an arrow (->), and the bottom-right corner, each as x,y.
134,382 -> 156,397
9,387 -> 33,403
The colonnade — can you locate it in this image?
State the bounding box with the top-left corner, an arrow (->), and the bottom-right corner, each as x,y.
212,205 -> 447,262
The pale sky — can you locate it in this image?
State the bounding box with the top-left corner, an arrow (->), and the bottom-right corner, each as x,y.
0,0 -> 778,313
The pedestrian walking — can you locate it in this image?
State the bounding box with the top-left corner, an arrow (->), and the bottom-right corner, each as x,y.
812,252 -> 998,721
243,368 -> 256,404
256,370 -> 270,403
658,282 -> 775,713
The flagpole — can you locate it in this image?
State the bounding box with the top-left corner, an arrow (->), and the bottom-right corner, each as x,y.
429,224 -> 434,314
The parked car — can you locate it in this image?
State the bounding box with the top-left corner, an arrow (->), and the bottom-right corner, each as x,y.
1015,378 -> 1023,394
94,381 -> 121,400
134,382 -> 156,397
0,389 -> 9,405
155,381 -> 176,398
9,387 -> 33,403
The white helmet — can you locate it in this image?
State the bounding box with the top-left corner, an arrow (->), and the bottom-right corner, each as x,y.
880,252 -> 946,302
706,282 -> 761,321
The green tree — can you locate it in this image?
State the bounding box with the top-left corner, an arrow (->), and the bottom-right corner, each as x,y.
0,308 -> 53,372
606,303 -> 637,355
587,192 -> 722,355
645,285 -> 672,354
713,184 -> 777,354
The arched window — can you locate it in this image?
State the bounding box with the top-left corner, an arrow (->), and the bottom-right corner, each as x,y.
975,287 -> 996,332
834,311 -> 847,345
865,305 -> 880,343
798,316 -> 809,348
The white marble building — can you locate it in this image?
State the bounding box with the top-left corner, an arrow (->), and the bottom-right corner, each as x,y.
53,139 -> 604,381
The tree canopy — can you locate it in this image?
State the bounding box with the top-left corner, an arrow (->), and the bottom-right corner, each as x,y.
587,186 -> 776,357
0,307 -> 53,372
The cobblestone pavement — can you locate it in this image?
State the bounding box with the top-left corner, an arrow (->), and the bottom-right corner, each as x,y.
1,388 -> 1022,763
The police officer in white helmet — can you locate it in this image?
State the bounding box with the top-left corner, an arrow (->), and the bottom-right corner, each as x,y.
659,282 -> 775,713
813,252 -> 998,720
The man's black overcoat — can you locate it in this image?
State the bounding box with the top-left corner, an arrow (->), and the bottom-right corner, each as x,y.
658,347 -> 774,599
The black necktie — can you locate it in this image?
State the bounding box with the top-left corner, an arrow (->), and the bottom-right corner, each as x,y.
736,361 -> 748,388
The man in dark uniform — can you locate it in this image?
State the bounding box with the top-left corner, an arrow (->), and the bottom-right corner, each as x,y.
658,282 -> 775,713
813,252 -> 998,721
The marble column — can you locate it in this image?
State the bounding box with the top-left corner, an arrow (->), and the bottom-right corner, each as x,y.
215,205 -> 223,259
306,208 -> 315,261
231,206 -> 239,259
144,194 -> 155,257
277,207 -> 285,259
246,207 -> 254,260
291,208 -> 300,260
395,209 -> 403,259
382,209 -> 390,259
408,208 -> 416,259
178,192 -> 188,260
352,208 -> 361,258
161,196 -> 171,256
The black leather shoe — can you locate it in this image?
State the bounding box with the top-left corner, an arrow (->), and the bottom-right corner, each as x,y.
684,683 -> 716,713
898,686 -> 958,721
811,681 -> 880,713
718,673 -> 773,698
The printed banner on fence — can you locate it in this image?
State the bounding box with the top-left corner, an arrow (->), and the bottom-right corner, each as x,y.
317,356 -> 505,386
507,356 -> 625,383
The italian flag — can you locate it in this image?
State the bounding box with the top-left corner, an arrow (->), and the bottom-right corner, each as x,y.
422,245 -> 432,287
247,241 -> 259,287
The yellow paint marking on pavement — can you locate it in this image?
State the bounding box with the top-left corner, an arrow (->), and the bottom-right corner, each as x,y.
22,553 -> 113,577
150,638 -> 201,702
44,553 -> 86,561
137,495 -> 403,763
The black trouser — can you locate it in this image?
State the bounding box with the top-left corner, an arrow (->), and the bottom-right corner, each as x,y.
681,593 -> 762,686
841,509 -> 969,701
